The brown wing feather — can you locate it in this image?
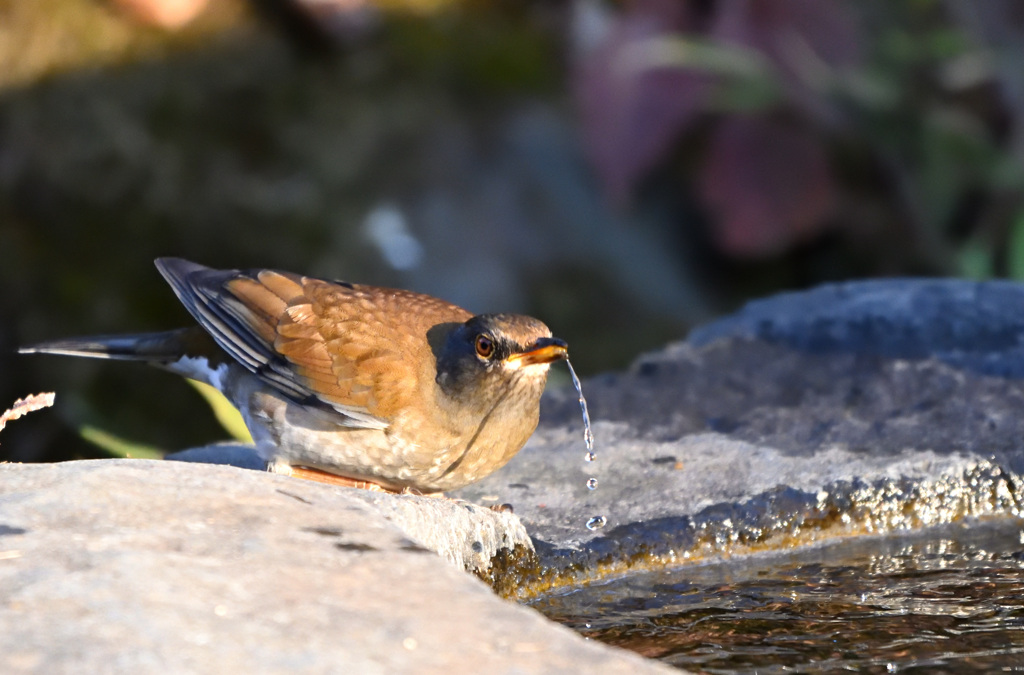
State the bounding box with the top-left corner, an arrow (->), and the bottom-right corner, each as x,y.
223,279 -> 286,344
225,273 -> 471,423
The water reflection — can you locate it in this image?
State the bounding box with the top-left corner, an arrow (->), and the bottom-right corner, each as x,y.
533,518 -> 1024,673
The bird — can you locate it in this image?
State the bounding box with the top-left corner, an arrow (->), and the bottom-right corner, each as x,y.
20,258 -> 569,494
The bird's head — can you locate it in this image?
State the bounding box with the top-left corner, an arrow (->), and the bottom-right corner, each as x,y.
433,313 -> 567,408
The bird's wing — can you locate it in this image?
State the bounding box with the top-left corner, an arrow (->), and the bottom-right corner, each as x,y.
156,257 -> 457,429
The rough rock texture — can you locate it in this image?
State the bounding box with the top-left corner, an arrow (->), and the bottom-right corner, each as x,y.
454,279 -> 1024,582
689,278 -> 1024,377
0,460 -> 674,674
11,278 -> 1024,670
167,443 -> 530,574
167,278 -> 1024,589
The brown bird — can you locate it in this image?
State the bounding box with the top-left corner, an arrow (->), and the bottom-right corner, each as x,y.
20,258 -> 568,493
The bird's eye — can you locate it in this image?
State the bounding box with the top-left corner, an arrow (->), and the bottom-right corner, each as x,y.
475,334 -> 495,359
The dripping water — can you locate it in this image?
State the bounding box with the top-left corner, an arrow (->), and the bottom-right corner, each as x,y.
566,359 -> 603,529
565,359 -> 593,460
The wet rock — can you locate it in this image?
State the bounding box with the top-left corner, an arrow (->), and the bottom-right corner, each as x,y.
171,278 -> 1024,594
0,460 -> 673,674
13,277 -> 1024,670
456,279 -> 1024,588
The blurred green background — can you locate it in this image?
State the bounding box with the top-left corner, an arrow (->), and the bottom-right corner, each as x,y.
4,0 -> 1024,463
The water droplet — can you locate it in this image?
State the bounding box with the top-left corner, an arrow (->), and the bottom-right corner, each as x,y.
586,477 -> 598,490
566,359 -> 594,458
584,451 -> 596,462
585,515 -> 607,531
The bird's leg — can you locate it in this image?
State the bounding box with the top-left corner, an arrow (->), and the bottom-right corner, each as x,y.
272,462 -> 450,498
287,465 -> 394,492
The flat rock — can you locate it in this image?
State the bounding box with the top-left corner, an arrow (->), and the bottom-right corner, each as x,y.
454,279 -> 1024,585
167,443 -> 530,574
14,277 -> 1024,671
169,279 -> 1024,592
0,459 -> 673,674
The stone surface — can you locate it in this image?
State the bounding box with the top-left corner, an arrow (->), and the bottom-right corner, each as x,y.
688,277 -> 1024,377
168,444 -> 531,574
11,277 -> 1024,670
453,279 -> 1024,582
167,279 -> 1024,591
0,459 -> 674,674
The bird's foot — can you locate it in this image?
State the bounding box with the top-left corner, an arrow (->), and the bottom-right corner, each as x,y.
282,464 -> 393,492
268,461 -> 454,497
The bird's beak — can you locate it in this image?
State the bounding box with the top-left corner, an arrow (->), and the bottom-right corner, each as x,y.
505,337 -> 568,367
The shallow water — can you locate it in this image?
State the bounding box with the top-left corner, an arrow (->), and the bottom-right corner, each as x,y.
533,518 -> 1024,673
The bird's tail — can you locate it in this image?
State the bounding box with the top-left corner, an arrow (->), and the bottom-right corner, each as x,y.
18,326 -> 225,383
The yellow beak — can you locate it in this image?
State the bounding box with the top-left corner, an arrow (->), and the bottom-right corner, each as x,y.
505,337 -> 568,367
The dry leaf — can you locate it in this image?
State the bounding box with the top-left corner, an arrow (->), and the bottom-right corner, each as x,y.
0,393 -> 56,437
